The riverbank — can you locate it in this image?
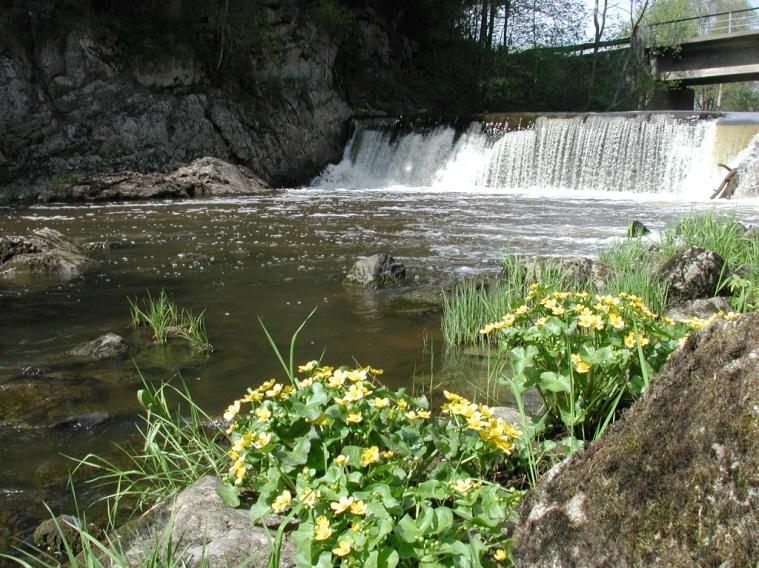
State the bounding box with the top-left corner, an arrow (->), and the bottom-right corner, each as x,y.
5,211 -> 756,564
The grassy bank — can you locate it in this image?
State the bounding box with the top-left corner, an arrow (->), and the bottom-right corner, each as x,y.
443,213 -> 758,347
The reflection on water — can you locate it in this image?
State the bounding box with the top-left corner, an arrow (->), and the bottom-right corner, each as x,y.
1,187 -> 758,551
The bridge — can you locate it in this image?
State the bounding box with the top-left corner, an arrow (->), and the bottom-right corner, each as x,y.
562,7 -> 759,109
644,8 -> 759,108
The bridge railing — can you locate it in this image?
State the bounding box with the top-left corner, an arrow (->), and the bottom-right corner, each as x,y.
641,7 -> 759,47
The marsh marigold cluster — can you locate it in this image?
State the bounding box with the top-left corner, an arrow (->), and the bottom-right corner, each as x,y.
221,360 -> 521,565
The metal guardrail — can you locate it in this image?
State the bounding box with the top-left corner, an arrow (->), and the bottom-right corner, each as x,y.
641,6 -> 759,47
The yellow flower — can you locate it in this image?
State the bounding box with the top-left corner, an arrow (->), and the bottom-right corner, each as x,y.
313,516 -> 333,541
223,400 -> 241,422
371,397 -> 391,408
443,391 -> 466,403
493,548 -> 507,561
382,450 -> 394,459
272,490 -> 291,514
253,432 -> 271,449
297,377 -> 314,389
625,331 -> 649,348
347,369 -> 368,382
243,390 -> 263,403
342,382 -> 371,402
255,407 -> 272,422
574,360 -> 590,374
536,316 -> 548,327
466,413 -> 487,431
349,500 -> 367,515
298,360 -> 318,373
346,411 -> 363,424
312,413 -> 329,426
501,313 -> 516,326
335,454 -> 349,466
229,458 -> 247,485
265,383 -> 283,398
578,308 -> 604,330
406,410 -> 431,420
360,446 -> 380,466
515,304 -> 529,316
453,478 -> 474,494
608,313 -> 624,329
327,369 -> 349,388
396,399 -> 408,410
351,520 -> 363,532
299,487 -> 319,509
330,495 -> 355,514
332,540 -> 352,557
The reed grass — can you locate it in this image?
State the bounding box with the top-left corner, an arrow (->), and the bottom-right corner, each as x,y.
74,379 -> 227,518
130,290 -> 213,352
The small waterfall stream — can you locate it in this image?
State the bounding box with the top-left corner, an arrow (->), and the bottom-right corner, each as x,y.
314,113 -> 759,198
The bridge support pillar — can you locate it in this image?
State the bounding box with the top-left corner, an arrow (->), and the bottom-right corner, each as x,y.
647,85 -> 695,111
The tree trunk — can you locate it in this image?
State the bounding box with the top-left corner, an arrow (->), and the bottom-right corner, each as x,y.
480,0 -> 489,46
487,0 -> 497,48
502,0 -> 511,53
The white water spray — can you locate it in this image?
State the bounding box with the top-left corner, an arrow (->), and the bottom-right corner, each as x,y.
314,114 -> 759,197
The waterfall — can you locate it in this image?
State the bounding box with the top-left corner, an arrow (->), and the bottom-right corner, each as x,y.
313,114 -> 759,198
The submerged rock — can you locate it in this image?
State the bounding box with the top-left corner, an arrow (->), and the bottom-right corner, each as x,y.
344,254 -> 407,288
0,227 -> 96,280
658,246 -> 726,307
42,157 -> 269,202
66,333 -> 128,361
0,380 -> 96,428
513,312 -> 759,567
115,476 -> 294,567
33,515 -> 84,554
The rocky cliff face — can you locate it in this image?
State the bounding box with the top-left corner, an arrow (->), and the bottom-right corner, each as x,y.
0,1 -> 357,193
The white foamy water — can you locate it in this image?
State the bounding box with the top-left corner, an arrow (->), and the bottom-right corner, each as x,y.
314,114 -> 759,198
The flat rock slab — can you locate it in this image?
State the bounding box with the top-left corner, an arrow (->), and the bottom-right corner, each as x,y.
513,312 -> 759,567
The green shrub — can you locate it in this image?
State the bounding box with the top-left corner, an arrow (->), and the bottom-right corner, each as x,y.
220,362 -> 522,566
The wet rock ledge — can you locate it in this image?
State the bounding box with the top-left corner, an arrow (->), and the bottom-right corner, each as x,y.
39,157 -> 270,203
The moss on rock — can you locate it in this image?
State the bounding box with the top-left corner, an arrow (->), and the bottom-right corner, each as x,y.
513,312 -> 759,567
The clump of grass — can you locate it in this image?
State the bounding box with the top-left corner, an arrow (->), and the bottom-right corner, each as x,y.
442,255 -> 581,346
598,238 -> 668,315
129,290 -> 213,352
75,379 -> 227,517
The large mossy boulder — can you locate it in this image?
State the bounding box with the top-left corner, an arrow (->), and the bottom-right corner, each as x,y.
513,312 -> 759,567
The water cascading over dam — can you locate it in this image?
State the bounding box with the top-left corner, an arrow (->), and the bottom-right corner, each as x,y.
314,113 -> 759,198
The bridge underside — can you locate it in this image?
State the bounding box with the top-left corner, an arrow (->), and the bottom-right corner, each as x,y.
651,31 -> 759,86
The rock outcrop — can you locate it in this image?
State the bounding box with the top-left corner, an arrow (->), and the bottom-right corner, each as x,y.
41,157 -> 268,202
0,2 -> 354,193
513,312 -> 759,567
115,476 -> 294,567
344,253 -> 407,288
0,227 -> 97,280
